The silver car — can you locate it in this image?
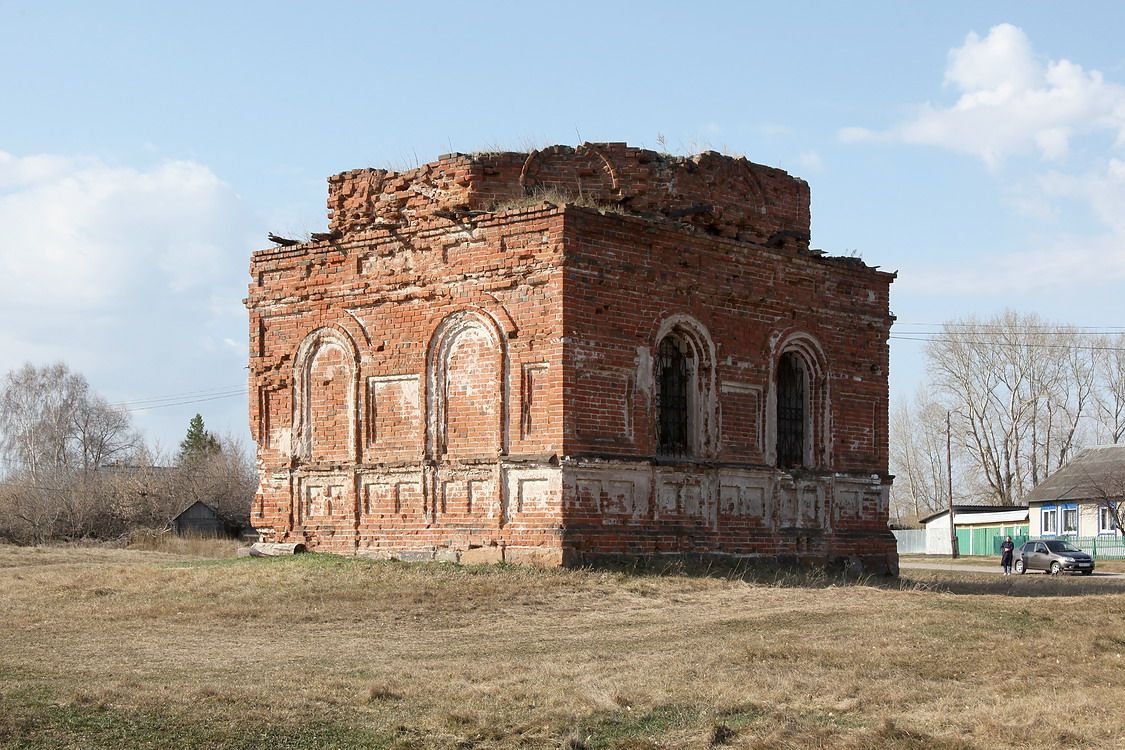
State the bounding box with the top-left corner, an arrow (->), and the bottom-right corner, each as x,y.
1014,539 -> 1095,575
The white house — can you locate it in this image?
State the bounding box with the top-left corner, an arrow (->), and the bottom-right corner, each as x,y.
1025,445 -> 1124,539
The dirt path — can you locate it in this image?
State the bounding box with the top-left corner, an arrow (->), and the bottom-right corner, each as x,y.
899,559 -> 1125,578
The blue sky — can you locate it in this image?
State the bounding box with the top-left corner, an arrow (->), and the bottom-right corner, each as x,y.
3,1 -> 1125,451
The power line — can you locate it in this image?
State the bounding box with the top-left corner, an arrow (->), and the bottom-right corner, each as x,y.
112,385 -> 247,408
905,321 -> 1125,329
123,390 -> 248,413
895,329 -> 1125,337
898,323 -> 1125,334
895,330 -> 1125,339
889,335 -> 1125,352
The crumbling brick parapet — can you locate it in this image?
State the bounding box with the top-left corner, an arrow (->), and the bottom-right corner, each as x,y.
327,143 -> 810,247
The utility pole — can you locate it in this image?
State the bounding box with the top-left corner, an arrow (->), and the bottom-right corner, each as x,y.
947,410 -> 959,559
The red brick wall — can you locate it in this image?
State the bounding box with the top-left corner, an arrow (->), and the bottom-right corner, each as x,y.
305,342 -> 353,463
247,206 -> 567,558
558,207 -> 894,568
561,207 -> 892,472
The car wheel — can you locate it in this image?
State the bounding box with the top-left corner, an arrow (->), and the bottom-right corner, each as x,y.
1050,561 -> 1062,575
1014,559 -> 1025,574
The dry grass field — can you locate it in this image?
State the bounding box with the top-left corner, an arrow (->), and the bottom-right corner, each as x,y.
1,543 -> 1124,750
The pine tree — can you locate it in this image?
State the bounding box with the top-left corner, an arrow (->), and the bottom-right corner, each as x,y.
178,413 -> 220,464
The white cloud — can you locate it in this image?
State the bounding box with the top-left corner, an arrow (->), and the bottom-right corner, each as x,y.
797,150 -> 823,171
843,24 -> 1125,306
898,158 -> 1125,297
0,153 -> 254,310
0,150 -> 262,448
897,233 -> 1125,297
1038,158 -> 1125,233
841,23 -> 1125,168
943,23 -> 1040,94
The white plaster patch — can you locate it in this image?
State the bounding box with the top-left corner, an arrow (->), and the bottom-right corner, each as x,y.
503,466 -> 562,523
364,482 -> 393,514
300,479 -> 349,524
835,489 -> 861,522
575,479 -> 601,511
271,427 -> 294,456
659,483 -> 679,514
682,482 -> 703,516
468,478 -> 494,516
604,480 -> 636,515
516,478 -> 550,513
799,487 -> 820,528
569,465 -> 651,517
634,345 -> 654,397
720,483 -> 767,518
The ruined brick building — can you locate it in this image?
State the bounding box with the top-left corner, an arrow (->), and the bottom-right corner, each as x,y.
246,143 -> 898,574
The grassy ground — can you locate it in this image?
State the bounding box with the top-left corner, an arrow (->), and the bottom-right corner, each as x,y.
1,544 -> 1124,750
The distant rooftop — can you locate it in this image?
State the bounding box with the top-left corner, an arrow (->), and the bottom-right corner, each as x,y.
919,505 -> 1029,525
1024,445 -> 1125,503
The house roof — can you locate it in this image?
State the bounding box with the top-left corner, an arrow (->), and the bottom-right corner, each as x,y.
171,499 -> 218,520
1024,445 -> 1125,504
919,505 -> 1027,525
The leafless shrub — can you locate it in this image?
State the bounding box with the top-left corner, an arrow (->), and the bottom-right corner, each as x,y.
0,363 -> 256,544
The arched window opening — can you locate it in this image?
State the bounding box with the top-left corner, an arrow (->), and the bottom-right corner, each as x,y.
776,352 -> 806,469
658,337 -> 691,456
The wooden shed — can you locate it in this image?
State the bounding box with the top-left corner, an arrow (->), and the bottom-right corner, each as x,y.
171,501 -> 230,537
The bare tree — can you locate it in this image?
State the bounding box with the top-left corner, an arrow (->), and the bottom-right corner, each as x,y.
889,389 -> 957,522
0,363 -> 141,543
1092,335 -> 1125,445
0,362 -> 139,478
924,311 -> 1097,505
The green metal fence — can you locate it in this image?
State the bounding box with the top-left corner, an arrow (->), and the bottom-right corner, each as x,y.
1070,536 -> 1125,559
952,525 -> 1030,556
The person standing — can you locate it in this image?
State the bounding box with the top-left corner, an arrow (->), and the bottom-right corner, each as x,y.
1000,535 -> 1015,575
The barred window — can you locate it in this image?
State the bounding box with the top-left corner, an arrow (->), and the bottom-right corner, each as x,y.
658,337 -> 690,456
776,352 -> 806,468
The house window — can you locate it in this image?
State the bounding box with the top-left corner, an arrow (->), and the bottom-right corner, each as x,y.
1062,507 -> 1078,535
776,352 -> 806,468
1098,504 -> 1118,535
657,337 -> 690,456
1042,507 -> 1057,535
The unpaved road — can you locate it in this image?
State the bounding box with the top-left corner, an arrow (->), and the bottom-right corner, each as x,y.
899,559 -> 1125,578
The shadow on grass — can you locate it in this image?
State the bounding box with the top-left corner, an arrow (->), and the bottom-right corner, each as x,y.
172,549 -> 1125,598
896,573 -> 1125,597
578,554 -> 893,590
581,555 -> 1125,597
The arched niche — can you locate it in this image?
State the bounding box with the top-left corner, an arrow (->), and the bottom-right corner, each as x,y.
292,327 -> 360,463
426,310 -> 508,460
